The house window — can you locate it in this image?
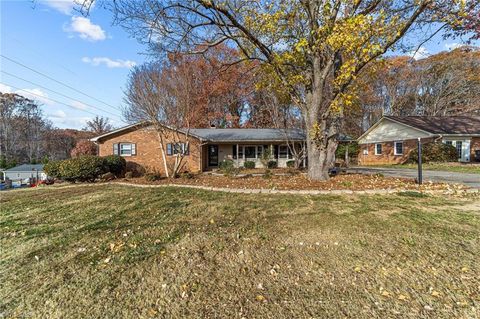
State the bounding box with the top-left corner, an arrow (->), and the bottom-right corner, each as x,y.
445,140 -> 453,146
394,141 -> 403,155
244,146 -> 256,159
375,143 -> 382,155
120,143 -> 132,156
256,145 -> 264,158
238,146 -> 244,158
114,143 -> 136,157
279,145 -> 290,159
167,143 -> 189,155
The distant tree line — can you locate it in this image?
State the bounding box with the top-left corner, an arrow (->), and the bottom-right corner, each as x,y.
0,92 -> 113,169
345,46 -> 480,137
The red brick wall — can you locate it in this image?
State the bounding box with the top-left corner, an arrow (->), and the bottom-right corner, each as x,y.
472,137 -> 480,162
97,127 -> 203,175
358,138 -> 434,165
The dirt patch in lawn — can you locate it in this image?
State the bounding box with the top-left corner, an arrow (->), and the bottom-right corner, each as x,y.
119,173 -> 461,191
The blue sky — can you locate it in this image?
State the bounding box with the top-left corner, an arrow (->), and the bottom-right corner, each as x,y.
0,1 -> 476,129
0,0 -> 146,129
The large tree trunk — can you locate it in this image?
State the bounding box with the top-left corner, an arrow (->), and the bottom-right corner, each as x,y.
305,114 -> 339,180
303,66 -> 339,181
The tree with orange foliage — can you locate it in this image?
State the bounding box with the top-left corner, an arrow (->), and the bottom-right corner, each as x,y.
350,46 -> 480,135
123,45 -> 254,177
124,45 -> 254,128
70,140 -> 97,157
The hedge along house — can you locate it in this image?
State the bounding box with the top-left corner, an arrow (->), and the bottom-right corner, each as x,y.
357,116 -> 480,165
90,122 -> 307,175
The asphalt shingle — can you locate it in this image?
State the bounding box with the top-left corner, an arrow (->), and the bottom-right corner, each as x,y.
386,116 -> 480,135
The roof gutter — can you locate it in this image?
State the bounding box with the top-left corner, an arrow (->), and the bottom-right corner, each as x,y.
434,134 -> 443,143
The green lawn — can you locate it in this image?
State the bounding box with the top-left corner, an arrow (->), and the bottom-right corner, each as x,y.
1,185 -> 479,318
368,163 -> 480,174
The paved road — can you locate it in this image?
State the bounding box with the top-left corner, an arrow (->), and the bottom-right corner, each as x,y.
349,166 -> 480,188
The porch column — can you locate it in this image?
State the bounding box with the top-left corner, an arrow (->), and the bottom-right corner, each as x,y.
302,141 -> 306,167
345,144 -> 349,167
236,144 -> 239,168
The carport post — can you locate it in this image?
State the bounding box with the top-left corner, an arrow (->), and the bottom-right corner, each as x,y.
236,144 -> 239,168
417,138 -> 423,185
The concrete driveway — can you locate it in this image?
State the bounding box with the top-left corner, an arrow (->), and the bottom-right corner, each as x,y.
349,166 -> 480,188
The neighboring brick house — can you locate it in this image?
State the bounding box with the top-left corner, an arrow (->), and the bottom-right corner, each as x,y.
90,122 -> 309,175
357,116 -> 480,165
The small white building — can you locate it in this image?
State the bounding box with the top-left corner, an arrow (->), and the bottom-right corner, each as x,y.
2,164 -> 47,181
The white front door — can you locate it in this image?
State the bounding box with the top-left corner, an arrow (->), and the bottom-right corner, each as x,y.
461,140 -> 471,162
453,140 -> 470,162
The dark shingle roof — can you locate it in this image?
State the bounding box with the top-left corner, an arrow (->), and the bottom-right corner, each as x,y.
91,122 -> 355,143
386,116 -> 480,135
5,164 -> 44,172
189,128 -> 306,142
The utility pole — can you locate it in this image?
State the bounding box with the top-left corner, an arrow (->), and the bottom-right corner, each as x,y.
417,138 -> 423,185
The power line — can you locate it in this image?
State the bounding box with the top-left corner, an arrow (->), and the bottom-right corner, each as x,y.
0,54 -> 123,113
3,82 -> 127,123
1,70 -> 123,120
4,34 -> 78,77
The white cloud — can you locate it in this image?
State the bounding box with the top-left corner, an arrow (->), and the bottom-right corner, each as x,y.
0,84 -> 54,105
0,85 -> 53,105
407,46 -> 430,60
40,0 -> 78,15
65,16 -> 106,41
70,100 -> 89,110
0,83 -> 13,93
49,110 -> 68,119
50,116 -> 91,129
82,57 -> 137,68
16,88 -> 53,105
445,43 -> 463,51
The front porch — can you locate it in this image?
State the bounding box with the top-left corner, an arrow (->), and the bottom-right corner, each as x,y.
201,143 -> 306,171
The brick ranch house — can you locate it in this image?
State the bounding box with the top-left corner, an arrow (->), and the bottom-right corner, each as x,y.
90,122 -> 313,175
357,116 -> 480,165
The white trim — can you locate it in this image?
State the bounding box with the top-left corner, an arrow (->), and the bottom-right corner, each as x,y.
383,116 -> 435,136
374,143 -> 382,155
394,141 -> 404,156
357,117 -> 435,144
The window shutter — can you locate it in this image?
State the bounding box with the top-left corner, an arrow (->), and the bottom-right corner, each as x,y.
113,143 -> 119,155
232,145 -> 237,159
167,143 -> 172,155
131,143 -> 136,156
183,143 -> 189,155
